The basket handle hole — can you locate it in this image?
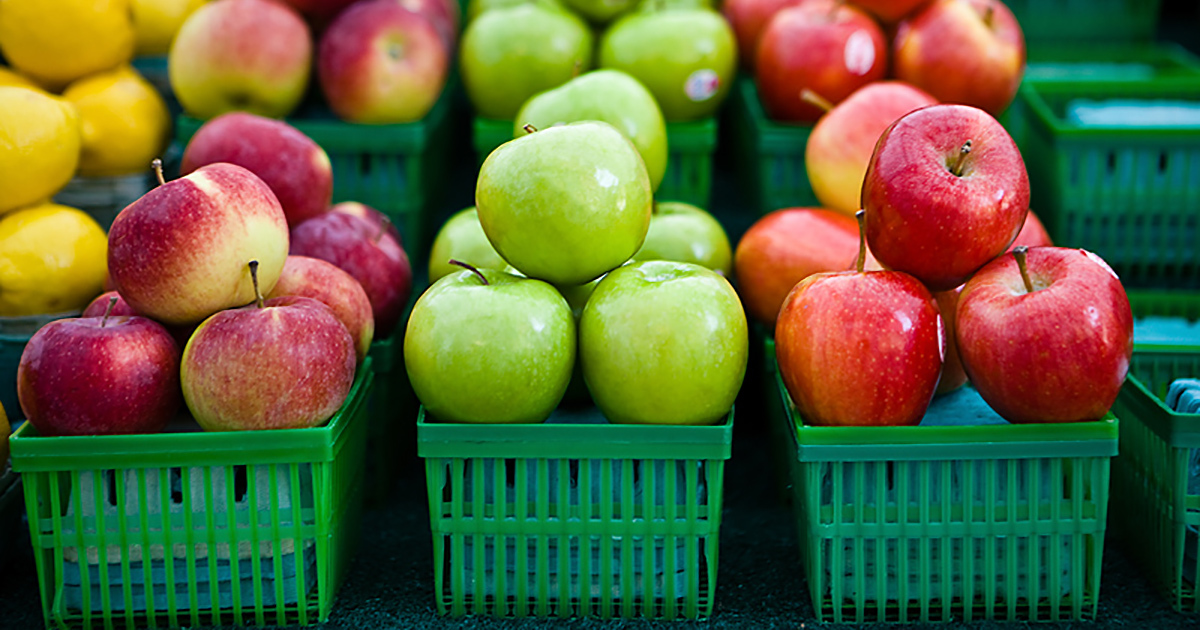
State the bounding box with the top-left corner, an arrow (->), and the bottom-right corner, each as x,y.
1105,152 -> 1117,174
234,465 -> 249,502
1158,151 -> 1169,174
105,470 -> 119,507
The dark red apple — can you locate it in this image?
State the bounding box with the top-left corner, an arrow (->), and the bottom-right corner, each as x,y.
722,0 -> 805,72
863,103 -> 1028,292
934,286 -> 966,394
1009,209 -> 1053,250
330,201 -> 402,245
278,0 -> 359,27
853,0 -> 930,23
82,291 -> 139,318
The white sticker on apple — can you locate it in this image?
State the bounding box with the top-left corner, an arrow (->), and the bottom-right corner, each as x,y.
844,30 -> 876,76
1081,249 -> 1120,280
685,70 -> 720,102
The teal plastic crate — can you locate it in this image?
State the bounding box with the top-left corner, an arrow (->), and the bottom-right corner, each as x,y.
10,362 -> 374,629
418,406 -> 733,619
726,76 -> 818,215
1021,79 -> 1200,288
1003,0 -> 1161,49
0,313 -> 77,423
767,347 -> 1117,622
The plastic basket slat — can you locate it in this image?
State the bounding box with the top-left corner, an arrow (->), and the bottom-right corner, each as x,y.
1003,0 -> 1162,48
727,76 -> 818,215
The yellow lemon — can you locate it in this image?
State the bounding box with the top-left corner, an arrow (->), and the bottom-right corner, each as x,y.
133,0 -> 210,56
0,87 -> 82,215
0,0 -> 136,90
62,66 -> 170,178
0,203 -> 108,317
0,66 -> 41,91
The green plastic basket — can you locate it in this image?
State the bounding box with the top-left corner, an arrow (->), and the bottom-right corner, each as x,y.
1110,291 -> 1200,612
0,466 -> 24,569
0,313 -> 78,423
472,116 -> 717,207
766,346 -> 1117,623
1021,79 -> 1200,289
726,76 -> 818,215
10,362 -> 375,629
418,406 -> 733,619
1002,0 -> 1162,49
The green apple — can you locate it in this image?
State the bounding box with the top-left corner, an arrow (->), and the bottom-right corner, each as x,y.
598,6 -> 736,121
459,1 -> 593,120
632,201 -> 732,276
476,121 -> 653,286
404,264 -> 575,423
515,69 -> 667,192
466,0 -> 561,22
428,207 -> 507,283
561,0 -> 637,23
557,275 -> 603,407
580,260 -> 747,425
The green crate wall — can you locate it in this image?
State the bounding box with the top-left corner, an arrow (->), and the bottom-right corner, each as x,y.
1003,0 -> 1162,50
10,364 -> 375,629
418,407 -> 732,619
727,76 -> 818,215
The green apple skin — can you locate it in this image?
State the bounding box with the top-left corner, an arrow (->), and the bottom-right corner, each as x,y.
466,0 -> 562,22
557,275 -> 603,406
580,260 -> 747,425
598,8 -> 736,121
403,268 -> 575,423
460,2 -> 593,120
561,0 -> 637,24
476,121 -> 653,286
632,201 -> 732,276
515,69 -> 667,192
428,207 -> 508,283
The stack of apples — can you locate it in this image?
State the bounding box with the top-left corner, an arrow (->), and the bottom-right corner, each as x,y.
169,0 -> 456,124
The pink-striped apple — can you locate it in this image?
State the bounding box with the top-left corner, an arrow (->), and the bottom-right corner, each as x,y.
331,202 -> 402,245
267,255 -> 376,361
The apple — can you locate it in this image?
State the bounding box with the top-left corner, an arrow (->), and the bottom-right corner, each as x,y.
631,202 -> 732,276
330,202 -> 403,245
561,0 -> 637,23
756,0 -> 887,123
318,0 -> 450,124
396,0 -> 460,53
169,0 -> 312,120
267,255 -> 376,362
1009,209 -> 1053,250
806,81 -> 937,217
557,275 -> 602,407
279,0 -> 359,26
82,291 -> 138,318
428,207 -> 507,283
775,212 -> 943,426
581,260 -> 746,425
514,69 -> 668,192
721,0 -> 803,72
181,112 -> 334,228
598,6 -> 736,121
956,246 -> 1133,423
862,103 -> 1029,292
17,303 -> 181,436
466,0 -> 562,23
182,263 -> 357,431
108,161 -> 290,326
132,0 -> 210,57
289,211 -> 413,338
476,121 -> 652,286
852,0 -> 929,23
460,2 -> 593,120
733,207 -> 862,326
934,286 -> 966,394
893,0 -> 1025,116
404,262 -> 575,423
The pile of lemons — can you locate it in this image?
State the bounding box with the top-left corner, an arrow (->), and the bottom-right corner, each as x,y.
0,0 -> 206,318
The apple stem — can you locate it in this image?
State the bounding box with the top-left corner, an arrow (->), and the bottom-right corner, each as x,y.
983,3 -> 995,28
1012,246 -> 1035,293
449,259 -> 490,285
800,89 -> 834,114
951,140 -> 973,177
151,158 -> 165,186
375,215 -> 392,243
249,260 -> 265,308
522,123 -> 538,134
572,59 -> 582,78
100,296 -> 118,328
651,200 -> 659,215
854,210 -> 867,273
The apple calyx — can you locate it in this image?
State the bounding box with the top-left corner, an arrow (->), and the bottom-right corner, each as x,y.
151,158 -> 166,186
376,214 -> 393,243
982,3 -> 995,28
854,210 -> 867,273
449,259 -> 490,286
950,141 -> 973,177
1012,246 -> 1035,294
522,124 -> 538,134
800,89 -> 834,114
100,296 -> 118,328
248,259 -> 265,309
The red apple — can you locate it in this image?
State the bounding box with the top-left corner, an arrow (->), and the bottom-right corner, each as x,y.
290,211 -> 413,338
181,112 -> 333,229
278,0 -> 359,26
397,0 -> 459,53
17,308 -> 181,436
893,0 -> 1025,116
267,255 -> 376,362
734,207 -> 862,326
318,0 -> 450,124
82,291 -> 139,318
862,103 -> 1028,292
934,286 -> 966,394
756,0 -> 887,122
806,80 -> 937,216
852,0 -> 930,23
956,247 -> 1133,423
1009,209 -> 1053,250
721,0 -> 805,72
775,213 -> 943,426
108,162 -> 291,326
330,201 -> 402,245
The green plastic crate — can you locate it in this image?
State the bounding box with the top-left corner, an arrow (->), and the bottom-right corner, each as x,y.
0,313 -> 77,423
727,75 -> 818,215
1110,291 -> 1200,612
418,406 -> 733,619
1003,0 -> 1161,49
472,116 -> 717,207
10,362 -> 375,629
0,466 -> 23,569
767,349 -> 1117,623
1021,79 -> 1200,288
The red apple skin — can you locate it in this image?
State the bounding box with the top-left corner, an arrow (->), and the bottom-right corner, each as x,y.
722,0 -> 805,72
893,0 -> 1025,116
956,247 -> 1133,423
181,112 -> 333,229
330,201 -> 402,245
17,316 -> 182,436
290,212 -> 413,338
267,255 -> 376,362
397,0 -> 459,54
756,1 -> 888,123
853,0 -> 930,23
279,0 -> 359,25
775,268 -> 943,426
806,81 -> 937,216
182,296 -> 357,431
108,163 -> 291,326
734,208 -> 862,326
863,103 -> 1028,292
1009,209 -> 1053,250
318,0 -> 450,124
934,286 -> 967,394
82,291 -> 139,318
